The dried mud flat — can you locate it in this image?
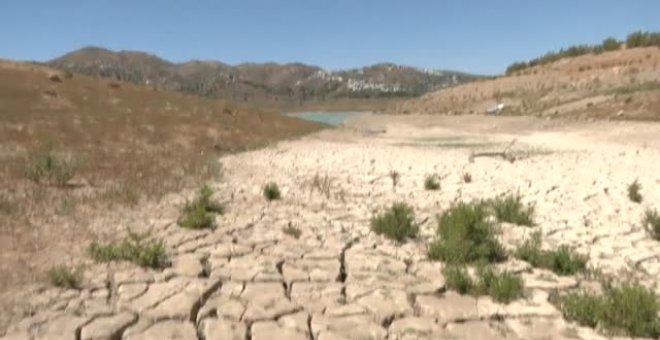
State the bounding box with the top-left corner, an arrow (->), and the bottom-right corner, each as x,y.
2,114 -> 660,340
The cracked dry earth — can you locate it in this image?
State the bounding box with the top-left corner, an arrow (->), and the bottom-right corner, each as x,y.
3,116 -> 660,340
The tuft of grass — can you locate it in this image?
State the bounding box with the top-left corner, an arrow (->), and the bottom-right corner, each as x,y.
310,173 -> 331,198
100,181 -> 140,208
553,282 -> 660,338
282,222 -> 302,239
389,170 -> 400,187
443,265 -> 524,304
443,266 -> 474,294
424,175 -> 440,191
47,265 -> 83,289
628,180 -> 643,203
428,201 -> 506,264
515,232 -> 588,275
476,266 -> 524,303
608,81 -> 660,96
25,144 -> 77,186
263,182 -> 281,201
178,204 -> 214,229
487,194 -> 535,226
463,173 -> 472,183
643,209 -> 660,240
370,202 -> 418,242
88,232 -> 168,269
178,184 -> 224,229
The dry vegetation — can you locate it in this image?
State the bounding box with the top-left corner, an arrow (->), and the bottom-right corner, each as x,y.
0,60 -> 320,297
395,46 -> 660,121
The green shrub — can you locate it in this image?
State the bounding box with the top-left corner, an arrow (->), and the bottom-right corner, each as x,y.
644,209 -> 660,240
48,265 -> 83,289
444,266 -> 474,294
428,201 -> 506,264
488,194 -> 535,226
443,265 -> 523,304
628,180 -> 642,203
626,31 -> 660,48
554,282 -> 660,338
515,232 -> 588,275
463,173 -> 472,183
88,232 -> 168,269
505,61 -> 529,75
424,175 -> 440,190
370,202 -> 418,242
178,184 -> 224,229
194,184 -> 225,213
282,222 -> 302,239
476,266 -> 524,303
25,144 -> 77,186
601,37 -> 622,51
263,182 -> 281,201
178,204 -> 214,229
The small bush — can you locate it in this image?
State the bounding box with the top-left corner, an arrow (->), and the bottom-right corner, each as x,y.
428,201 -> 506,264
628,180 -> 642,203
443,265 -> 524,304
282,222 -> 302,239
424,175 -> 440,190
477,266 -> 524,303
444,266 -> 474,294
88,232 -> 168,269
25,144 -> 77,186
370,202 -> 418,242
601,37 -> 622,51
554,282 -> 660,338
178,184 -> 224,229
643,209 -> 660,240
178,204 -> 214,229
488,194 -> 535,226
463,173 -> 472,183
195,184 -> 225,213
263,182 -> 281,201
515,232 -> 588,275
48,265 -> 83,289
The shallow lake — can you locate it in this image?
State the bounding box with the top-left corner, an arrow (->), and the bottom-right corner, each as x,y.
286,111 -> 364,126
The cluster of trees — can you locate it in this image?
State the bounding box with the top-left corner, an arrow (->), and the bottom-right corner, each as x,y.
506,31 -> 660,75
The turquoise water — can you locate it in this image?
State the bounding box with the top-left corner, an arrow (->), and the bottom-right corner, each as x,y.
287,111 -> 362,126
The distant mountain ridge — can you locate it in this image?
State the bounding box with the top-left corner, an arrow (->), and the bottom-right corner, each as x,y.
48,47 -> 481,107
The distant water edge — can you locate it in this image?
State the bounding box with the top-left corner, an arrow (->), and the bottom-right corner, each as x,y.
286,111 -> 364,126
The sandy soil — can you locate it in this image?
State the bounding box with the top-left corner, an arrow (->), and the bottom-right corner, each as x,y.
2,113 -> 659,339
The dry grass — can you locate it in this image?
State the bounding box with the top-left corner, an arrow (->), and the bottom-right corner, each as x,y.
0,60 -> 321,317
395,47 -> 660,121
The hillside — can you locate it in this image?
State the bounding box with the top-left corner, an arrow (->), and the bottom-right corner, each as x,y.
395,46 -> 660,120
48,47 -> 480,109
0,59 -> 320,322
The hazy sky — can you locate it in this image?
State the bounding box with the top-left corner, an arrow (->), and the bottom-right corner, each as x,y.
1,0 -> 659,74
